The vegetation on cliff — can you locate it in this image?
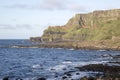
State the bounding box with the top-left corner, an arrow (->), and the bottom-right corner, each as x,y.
30,9 -> 120,50
40,9 -> 120,42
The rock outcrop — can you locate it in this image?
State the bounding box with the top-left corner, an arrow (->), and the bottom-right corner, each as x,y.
30,37 -> 41,42
30,9 -> 120,44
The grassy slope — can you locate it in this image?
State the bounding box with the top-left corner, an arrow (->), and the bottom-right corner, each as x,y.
62,18 -> 120,41
41,9 -> 120,47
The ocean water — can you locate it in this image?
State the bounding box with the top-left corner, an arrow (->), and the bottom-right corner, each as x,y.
0,40 -> 120,80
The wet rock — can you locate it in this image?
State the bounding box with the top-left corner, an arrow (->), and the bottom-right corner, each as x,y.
88,76 -> 96,80
80,76 -> 88,80
81,76 -> 120,80
55,75 -> 58,78
37,77 -> 46,80
76,72 -> 80,75
62,76 -> 68,80
16,78 -> 23,80
63,68 -> 67,70
50,68 -> 56,71
66,73 -> 72,76
64,72 -> 72,76
77,64 -> 120,80
3,77 -> 9,80
76,64 -> 120,72
80,76 -> 96,80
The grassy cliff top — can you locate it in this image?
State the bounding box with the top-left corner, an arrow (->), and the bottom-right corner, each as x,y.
39,9 -> 120,43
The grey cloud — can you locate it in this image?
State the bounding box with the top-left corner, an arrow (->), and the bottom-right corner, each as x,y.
40,0 -> 67,10
0,24 -> 14,29
38,0 -> 86,11
0,24 -> 33,30
1,0 -> 86,12
0,0 -> 66,10
1,4 -> 34,9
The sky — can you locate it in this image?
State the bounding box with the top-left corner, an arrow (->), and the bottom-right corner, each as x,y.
0,0 -> 120,39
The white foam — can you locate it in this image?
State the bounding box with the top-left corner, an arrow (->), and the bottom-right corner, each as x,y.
71,72 -> 88,79
29,46 -> 39,48
49,64 -> 68,71
32,64 -> 41,68
11,46 -> 19,48
98,49 -> 106,51
69,48 -> 74,50
57,48 -> 63,49
49,60 -> 108,72
71,61 -> 108,67
62,61 -> 72,64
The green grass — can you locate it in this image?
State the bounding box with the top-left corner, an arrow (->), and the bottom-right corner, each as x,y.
41,9 -> 120,42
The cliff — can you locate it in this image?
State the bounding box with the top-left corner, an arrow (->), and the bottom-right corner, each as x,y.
37,9 -> 120,43
29,9 -> 120,50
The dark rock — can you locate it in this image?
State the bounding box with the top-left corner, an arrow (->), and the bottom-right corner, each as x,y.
16,78 -> 23,80
80,76 -> 96,80
76,64 -> 120,73
30,37 -> 41,42
63,68 -> 67,70
80,76 -> 88,80
88,76 -> 96,80
81,76 -> 120,80
55,75 -> 58,78
3,77 -> 9,80
77,64 -> 120,80
66,73 -> 72,76
62,76 -> 68,80
64,72 -> 72,76
37,77 -> 46,80
50,68 -> 56,71
76,72 -> 80,75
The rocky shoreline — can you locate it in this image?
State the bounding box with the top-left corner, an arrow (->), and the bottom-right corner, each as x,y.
2,54 -> 120,80
77,64 -> 120,80
4,41 -> 120,51
61,54 -> 120,80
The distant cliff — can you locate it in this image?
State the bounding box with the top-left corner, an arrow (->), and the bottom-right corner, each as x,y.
34,9 -> 119,43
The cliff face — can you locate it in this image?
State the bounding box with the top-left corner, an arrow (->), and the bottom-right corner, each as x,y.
32,9 -> 120,42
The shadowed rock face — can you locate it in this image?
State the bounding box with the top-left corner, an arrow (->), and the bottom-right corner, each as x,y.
30,37 -> 41,42
30,9 -> 120,49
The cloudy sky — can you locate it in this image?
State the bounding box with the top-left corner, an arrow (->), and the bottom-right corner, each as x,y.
0,0 -> 120,39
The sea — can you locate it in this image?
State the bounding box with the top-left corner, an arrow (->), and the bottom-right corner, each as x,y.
0,39 -> 120,80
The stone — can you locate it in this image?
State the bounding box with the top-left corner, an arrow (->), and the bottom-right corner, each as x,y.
3,77 -> 9,80
62,76 -> 68,80
76,72 -> 80,75
37,77 -> 46,80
